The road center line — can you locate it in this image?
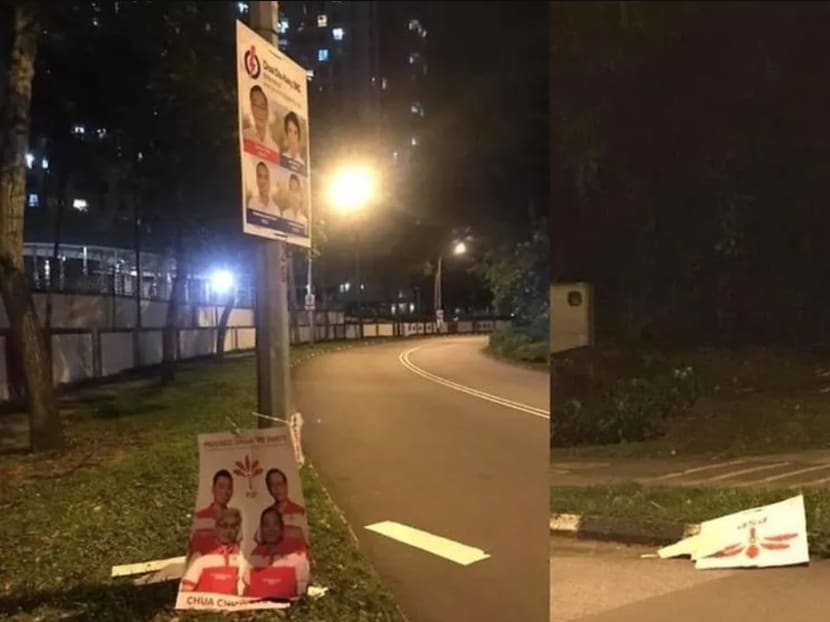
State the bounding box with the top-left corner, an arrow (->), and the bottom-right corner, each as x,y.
399,346 -> 550,419
365,521 -> 491,566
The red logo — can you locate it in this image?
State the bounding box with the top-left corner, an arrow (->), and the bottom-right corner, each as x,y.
233,454 -> 263,498
244,45 -> 261,79
713,527 -> 799,559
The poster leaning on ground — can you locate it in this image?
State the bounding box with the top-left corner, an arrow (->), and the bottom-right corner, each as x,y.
175,429 -> 311,611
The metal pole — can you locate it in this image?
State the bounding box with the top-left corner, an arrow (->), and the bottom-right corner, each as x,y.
251,1 -> 291,428
307,248 -> 315,346
355,225 -> 362,339
435,255 -> 443,328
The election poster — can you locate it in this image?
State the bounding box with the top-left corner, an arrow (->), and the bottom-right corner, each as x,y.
694,494 -> 809,570
176,429 -> 311,611
237,20 -> 311,248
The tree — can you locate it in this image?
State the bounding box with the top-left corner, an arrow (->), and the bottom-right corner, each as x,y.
473,223 -> 549,327
0,3 -> 64,451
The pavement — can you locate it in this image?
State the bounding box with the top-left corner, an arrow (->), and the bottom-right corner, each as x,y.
552,449 -> 830,489
551,535 -> 830,621
294,336 -> 550,622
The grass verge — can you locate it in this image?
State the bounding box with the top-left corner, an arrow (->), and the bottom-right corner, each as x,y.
551,483 -> 830,557
0,341 -> 405,622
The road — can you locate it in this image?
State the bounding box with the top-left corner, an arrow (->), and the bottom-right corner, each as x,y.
295,336 -> 550,622
551,536 -> 830,621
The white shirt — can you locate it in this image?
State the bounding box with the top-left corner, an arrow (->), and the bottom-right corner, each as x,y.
248,194 -> 276,213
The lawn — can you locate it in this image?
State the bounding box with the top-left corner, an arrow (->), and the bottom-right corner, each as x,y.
551,483 -> 830,557
552,346 -> 830,459
0,342 -> 405,622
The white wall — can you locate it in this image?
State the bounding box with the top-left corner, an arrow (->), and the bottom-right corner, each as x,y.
101,332 -> 135,376
550,282 -> 593,353
180,329 -> 216,358
52,333 -> 94,384
139,331 -> 164,366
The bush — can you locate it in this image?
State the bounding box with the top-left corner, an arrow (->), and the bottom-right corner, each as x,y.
489,321 -> 548,364
551,347 -> 698,447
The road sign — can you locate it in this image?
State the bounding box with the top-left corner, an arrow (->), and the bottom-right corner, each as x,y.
305,293 -> 315,310
237,20 -> 311,248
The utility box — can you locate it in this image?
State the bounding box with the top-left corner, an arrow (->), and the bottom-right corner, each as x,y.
550,282 -> 594,353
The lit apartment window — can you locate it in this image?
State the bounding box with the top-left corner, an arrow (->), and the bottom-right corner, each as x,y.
333,27 -> 344,40
381,77 -> 388,90
41,158 -> 49,170
237,2 -> 249,13
278,39 -> 289,50
410,102 -> 424,116
318,48 -> 329,62
371,76 -> 377,87
408,19 -> 421,31
72,124 -> 86,136
25,153 -> 34,169
72,198 -> 88,212
409,53 -> 417,64
97,128 -> 107,139
306,69 -> 315,81
278,19 -> 289,34
410,136 -> 418,147
317,14 -> 328,27
28,193 -> 39,208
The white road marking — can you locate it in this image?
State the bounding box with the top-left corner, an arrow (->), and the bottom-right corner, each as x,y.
399,345 -> 549,419
733,463 -> 830,487
365,521 -> 490,566
696,462 -> 791,483
647,459 -> 746,482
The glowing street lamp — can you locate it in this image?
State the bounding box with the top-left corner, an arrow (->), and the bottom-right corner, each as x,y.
452,241 -> 467,256
328,165 -> 376,213
210,269 -> 235,297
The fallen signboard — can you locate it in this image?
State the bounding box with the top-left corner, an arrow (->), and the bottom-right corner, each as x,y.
175,428 -> 311,611
659,494 -> 809,570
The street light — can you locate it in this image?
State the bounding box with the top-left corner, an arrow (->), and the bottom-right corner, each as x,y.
435,239 -> 470,327
329,164 -> 377,338
210,269 -> 235,297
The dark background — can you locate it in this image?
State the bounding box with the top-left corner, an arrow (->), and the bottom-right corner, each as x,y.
552,2 -> 830,347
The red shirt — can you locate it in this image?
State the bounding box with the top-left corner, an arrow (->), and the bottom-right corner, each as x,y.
244,544 -> 310,599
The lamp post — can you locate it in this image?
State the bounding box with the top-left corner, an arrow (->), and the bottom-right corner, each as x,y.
328,165 -> 376,339
434,240 -> 468,328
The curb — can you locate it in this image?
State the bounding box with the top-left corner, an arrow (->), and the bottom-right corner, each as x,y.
550,513 -> 700,546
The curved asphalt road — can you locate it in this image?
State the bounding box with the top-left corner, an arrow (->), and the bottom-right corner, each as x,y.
294,336 -> 550,622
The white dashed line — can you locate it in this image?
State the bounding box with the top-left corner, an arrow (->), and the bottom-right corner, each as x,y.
733,463 -> 830,487
648,459 -> 746,482
365,521 -> 490,566
696,462 -> 791,483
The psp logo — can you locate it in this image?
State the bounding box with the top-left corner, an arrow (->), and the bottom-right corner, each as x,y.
243,45 -> 261,79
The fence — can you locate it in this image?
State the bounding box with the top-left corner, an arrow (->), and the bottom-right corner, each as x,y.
0,293 -> 508,401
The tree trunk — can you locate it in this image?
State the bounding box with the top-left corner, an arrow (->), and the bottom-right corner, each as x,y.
162,225 -> 185,382
0,5 -> 64,451
215,296 -> 234,361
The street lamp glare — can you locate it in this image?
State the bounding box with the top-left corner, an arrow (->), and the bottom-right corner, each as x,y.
452,241 -> 467,256
210,269 -> 235,295
330,166 -> 375,212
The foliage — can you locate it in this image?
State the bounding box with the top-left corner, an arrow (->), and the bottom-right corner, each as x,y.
552,3 -> 830,347
489,317 -> 549,364
472,223 -> 549,325
551,347 -> 698,446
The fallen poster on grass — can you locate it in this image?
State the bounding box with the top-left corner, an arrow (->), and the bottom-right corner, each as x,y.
659,494 -> 809,570
175,429 -> 311,611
